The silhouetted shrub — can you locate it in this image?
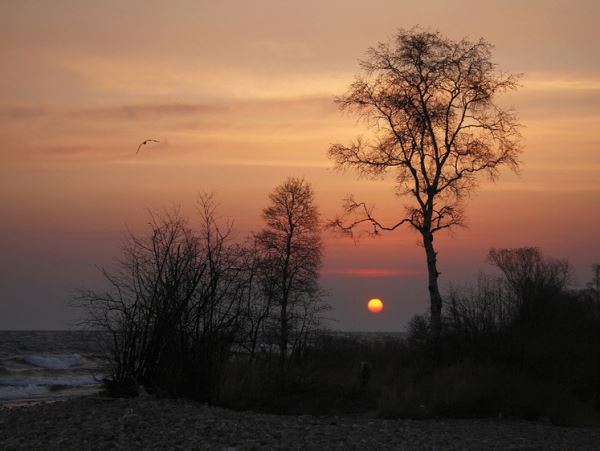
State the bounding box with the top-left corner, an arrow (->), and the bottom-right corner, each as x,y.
103,376 -> 139,398
75,191 -> 329,403
76,199 -> 246,401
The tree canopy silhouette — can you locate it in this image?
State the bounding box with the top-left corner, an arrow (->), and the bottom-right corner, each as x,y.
256,177 -> 325,366
329,28 -> 522,359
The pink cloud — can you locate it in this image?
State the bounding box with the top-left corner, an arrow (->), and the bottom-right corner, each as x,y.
324,268 -> 422,278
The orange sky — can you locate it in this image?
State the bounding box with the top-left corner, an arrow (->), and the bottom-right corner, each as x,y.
1,0 -> 599,329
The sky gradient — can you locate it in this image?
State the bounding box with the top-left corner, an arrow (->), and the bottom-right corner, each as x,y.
1,0 -> 599,330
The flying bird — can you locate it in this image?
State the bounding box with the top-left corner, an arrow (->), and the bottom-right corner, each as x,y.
136,139 -> 160,155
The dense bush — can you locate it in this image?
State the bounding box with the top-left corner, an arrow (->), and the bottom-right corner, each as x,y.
403,249 -> 600,425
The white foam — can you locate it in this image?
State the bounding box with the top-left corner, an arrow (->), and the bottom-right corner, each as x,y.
22,354 -> 81,369
0,384 -> 49,400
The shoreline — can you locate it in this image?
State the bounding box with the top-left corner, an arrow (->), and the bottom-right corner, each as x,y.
2,395 -> 600,450
0,385 -> 102,410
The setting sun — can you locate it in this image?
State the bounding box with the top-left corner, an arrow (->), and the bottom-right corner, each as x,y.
367,298 -> 384,313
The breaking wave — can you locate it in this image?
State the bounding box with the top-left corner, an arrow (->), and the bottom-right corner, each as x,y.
22,354 -> 81,370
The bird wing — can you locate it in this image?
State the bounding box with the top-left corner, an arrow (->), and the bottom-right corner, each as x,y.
136,139 -> 159,154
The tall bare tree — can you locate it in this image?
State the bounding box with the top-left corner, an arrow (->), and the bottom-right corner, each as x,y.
256,177 -> 325,366
329,28 -> 522,359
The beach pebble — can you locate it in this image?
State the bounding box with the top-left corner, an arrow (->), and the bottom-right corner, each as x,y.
1,396 -> 599,450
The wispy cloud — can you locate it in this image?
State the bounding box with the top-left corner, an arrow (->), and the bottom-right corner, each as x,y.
248,39 -> 314,59
69,96 -> 337,121
111,158 -> 331,169
0,107 -> 48,120
59,55 -> 351,101
0,95 -> 355,162
72,103 -> 222,121
523,76 -> 600,92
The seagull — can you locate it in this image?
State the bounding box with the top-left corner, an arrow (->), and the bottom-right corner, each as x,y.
136,139 -> 160,155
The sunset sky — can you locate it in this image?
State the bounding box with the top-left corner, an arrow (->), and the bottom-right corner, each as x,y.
1,0 -> 599,330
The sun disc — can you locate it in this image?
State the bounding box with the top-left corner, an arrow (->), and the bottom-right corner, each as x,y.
368,298 -> 384,313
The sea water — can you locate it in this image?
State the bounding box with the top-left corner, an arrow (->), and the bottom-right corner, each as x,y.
0,331 -> 107,404
0,330 -> 404,404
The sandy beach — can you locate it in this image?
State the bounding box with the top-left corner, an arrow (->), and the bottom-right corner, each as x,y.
2,396 -> 600,450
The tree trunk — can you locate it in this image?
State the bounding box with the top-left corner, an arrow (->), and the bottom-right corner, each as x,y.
279,300 -> 288,366
423,231 -> 443,363
279,229 -> 293,367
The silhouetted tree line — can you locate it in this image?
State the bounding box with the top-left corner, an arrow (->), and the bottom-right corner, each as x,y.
75,178 -> 329,401
404,247 -> 600,419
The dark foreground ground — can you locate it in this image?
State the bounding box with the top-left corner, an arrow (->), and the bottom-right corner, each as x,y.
1,396 -> 600,450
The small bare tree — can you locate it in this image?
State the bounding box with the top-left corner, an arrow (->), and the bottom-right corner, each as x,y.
328,28 -> 522,358
256,177 -> 326,366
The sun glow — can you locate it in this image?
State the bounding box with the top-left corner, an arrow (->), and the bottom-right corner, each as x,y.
367,298 -> 384,313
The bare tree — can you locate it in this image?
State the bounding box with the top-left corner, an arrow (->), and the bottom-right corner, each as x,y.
189,194 -> 248,399
587,264 -> 600,304
74,196 -> 248,400
74,209 -> 203,393
445,273 -> 515,338
328,28 -> 522,358
235,237 -> 279,364
256,177 -> 326,366
488,247 -> 571,326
